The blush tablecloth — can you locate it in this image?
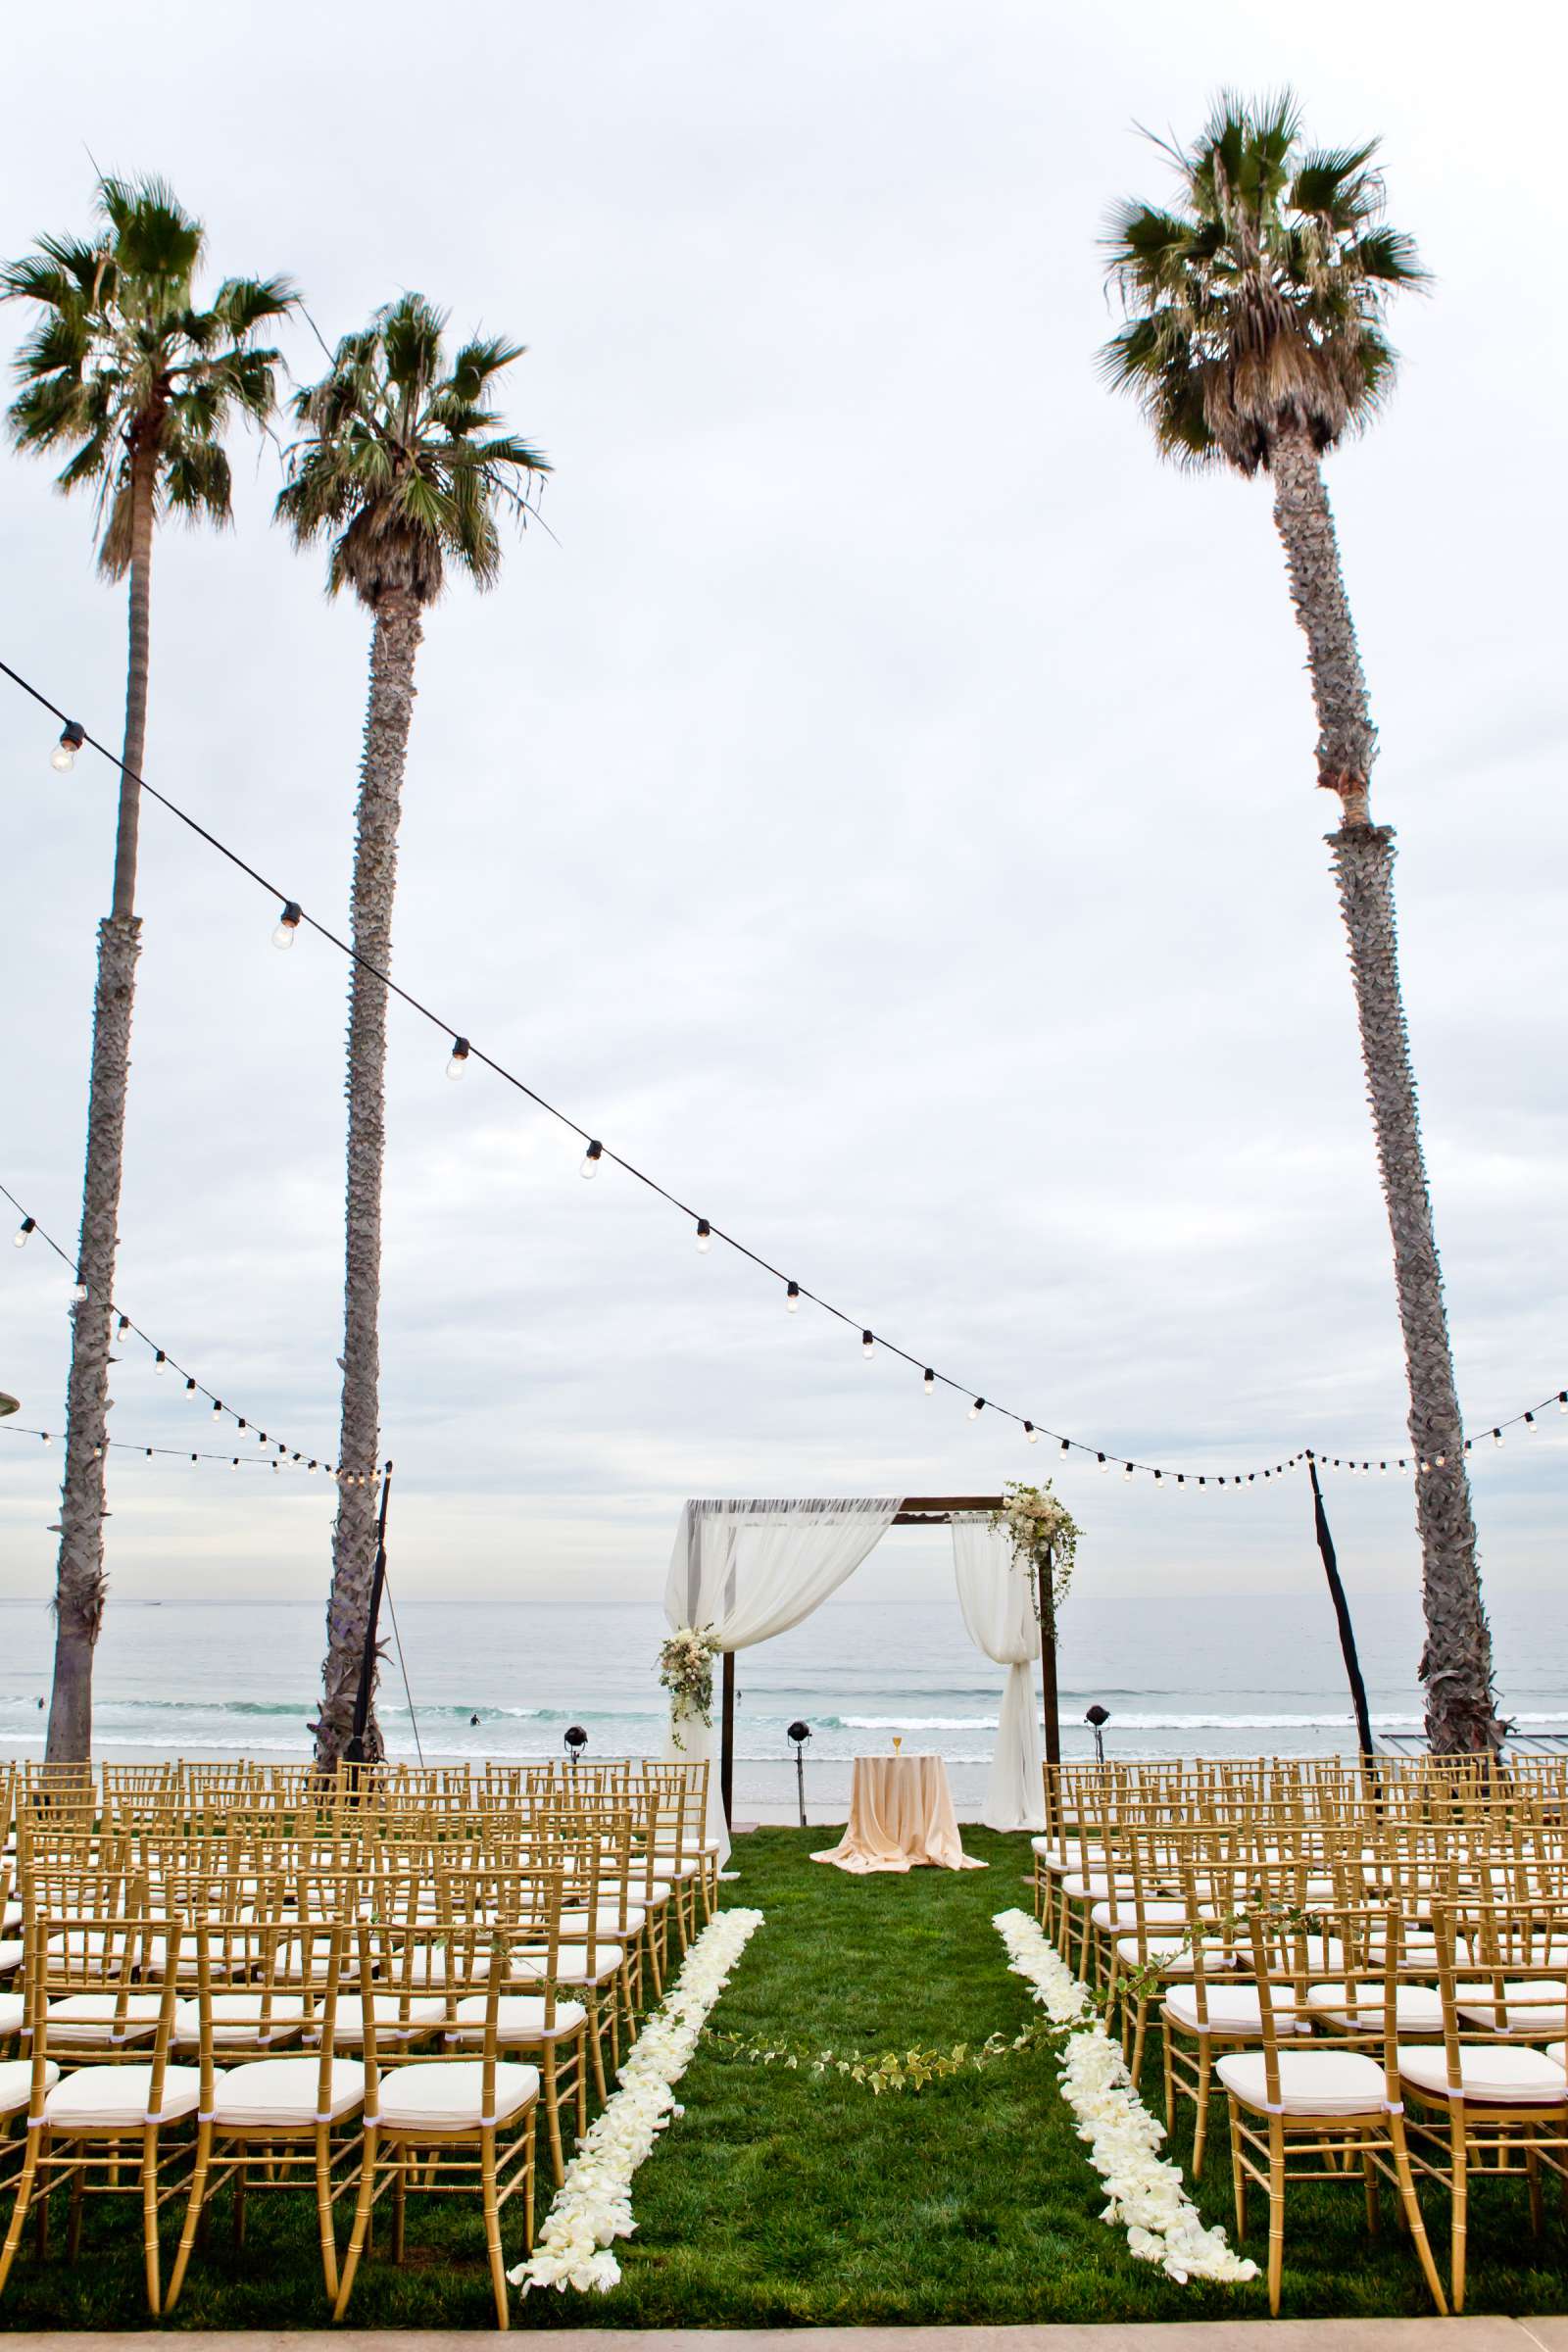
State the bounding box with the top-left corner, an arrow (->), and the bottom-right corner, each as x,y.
810,1753 -> 986,1875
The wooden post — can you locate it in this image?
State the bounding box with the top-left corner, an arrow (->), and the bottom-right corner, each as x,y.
1306,1456 -> 1378,1771
1040,1549 -> 1060,1834
720,1648 -> 736,1831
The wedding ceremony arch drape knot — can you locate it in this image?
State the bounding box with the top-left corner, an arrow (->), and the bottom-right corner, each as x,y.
662,1496 -> 903,1861
951,1511 -> 1047,1833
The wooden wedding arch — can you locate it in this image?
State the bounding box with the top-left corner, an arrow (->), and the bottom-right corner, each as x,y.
714,1494 -> 1063,1829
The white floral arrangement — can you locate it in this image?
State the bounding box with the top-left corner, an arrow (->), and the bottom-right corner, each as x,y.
659,1623 -> 721,1751
510,1904 -> 764,2296
994,1908 -> 1256,2287
992,1481 -> 1079,1617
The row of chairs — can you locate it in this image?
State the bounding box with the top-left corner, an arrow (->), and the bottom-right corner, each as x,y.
0,1756 -> 719,2327
1033,1756 -> 1568,2313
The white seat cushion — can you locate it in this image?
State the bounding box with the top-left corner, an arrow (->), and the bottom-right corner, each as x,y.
0,1941 -> 26,1973
1093,1899 -> 1188,1932
1546,2042 -> 1565,2069
173,1994 -> 310,2048
559,1906 -> 646,1937
447,1994 -> 587,2042
46,1994 -> 164,2046
275,1938 -> 339,1983
307,1995 -> 445,2046
1117,1935 -> 1235,1976
1397,2043 -> 1568,2106
1062,1875 -> 1130,1902
0,2058 -> 56,2114
44,2063 -> 204,2132
2,1903 -> 21,1933
0,1992 -> 24,2037
1308,1983 -> 1446,2035
1454,1984 -> 1568,2037
655,1857 -> 701,1882
376,2059 -> 539,2133
512,1944 -> 623,1985
1217,2049 -> 1390,2117
1164,1985 -> 1311,2037
211,2056 -> 365,2131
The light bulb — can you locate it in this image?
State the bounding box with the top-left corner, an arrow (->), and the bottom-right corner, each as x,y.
116,1315 -> 131,1344
447,1035 -> 470,1080
922,1368 -> 935,1396
185,1378 -> 198,1400
1059,1439 -> 1069,1455
1435,1452 -> 1446,1468
968,1397 -> 984,1419
695,1219 -> 711,1252
40,1431 -> 50,1446
71,1279 -> 88,1302
1558,1393 -> 1567,1414
1098,1452 -> 1108,1473
862,1331 -> 875,1358
13,1217 -> 34,1248
1122,1462 -> 1133,1482
51,720 -> 84,771
1024,1422 -> 1038,1445
1493,1428 -> 1504,1448
786,1282 -> 800,1312
1153,1471 -> 1164,1491
1523,1412 -> 1536,1432
212,1399 -> 222,1418
153,1349 -> 167,1375
231,1457 -> 239,1470
581,1140 -> 603,1178
272,900 -> 302,950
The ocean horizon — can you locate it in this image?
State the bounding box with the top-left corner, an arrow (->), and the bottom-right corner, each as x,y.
4,1585 -> 1564,1812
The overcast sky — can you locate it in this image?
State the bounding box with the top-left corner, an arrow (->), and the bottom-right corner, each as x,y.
0,0 -> 1561,1638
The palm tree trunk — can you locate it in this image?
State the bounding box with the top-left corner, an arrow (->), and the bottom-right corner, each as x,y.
313,586 -> 423,1771
44,444 -> 156,1765
1270,422 -> 1502,1756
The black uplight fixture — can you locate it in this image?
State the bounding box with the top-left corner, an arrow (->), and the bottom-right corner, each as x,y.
787,1719 -> 811,1827
1084,1702 -> 1110,1767
564,1723 -> 588,1760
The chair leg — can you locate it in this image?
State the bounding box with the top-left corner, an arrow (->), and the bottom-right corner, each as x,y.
1160,2022 -> 1174,2132
334,2126 -> 378,2320
1192,2045 -> 1212,2180
0,2137 -> 42,2293
1129,1996 -> 1150,2087
1448,2110 -> 1468,2315
1389,2115 -> 1447,2316
314,2125 -> 340,2302
140,2127 -> 163,2316
1226,2095 -> 1246,2238
166,2122 -> 214,2313
481,2132 -> 509,2330
1265,2119 -> 1286,2316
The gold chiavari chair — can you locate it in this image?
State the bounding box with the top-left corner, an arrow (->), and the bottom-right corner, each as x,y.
0,1912 -> 202,2314
440,1859 -> 586,2186
165,1917 -> 367,2310
333,1917 -> 541,2330
1217,1898 -> 1447,2316
1398,1896 -> 1568,2312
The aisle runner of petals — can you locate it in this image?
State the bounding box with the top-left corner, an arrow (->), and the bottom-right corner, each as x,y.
994,1907 -> 1257,2286
510,1905 -> 765,2295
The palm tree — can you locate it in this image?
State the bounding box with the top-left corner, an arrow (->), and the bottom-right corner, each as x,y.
1101,93 -> 1502,1754
3,177 -> 293,1763
276,295 -> 548,1769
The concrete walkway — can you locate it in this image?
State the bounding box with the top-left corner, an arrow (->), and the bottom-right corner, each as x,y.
6,2324 -> 1566,2348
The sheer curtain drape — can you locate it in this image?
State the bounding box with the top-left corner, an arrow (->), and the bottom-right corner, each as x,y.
951,1513 -> 1046,1832
662,1496 -> 902,1861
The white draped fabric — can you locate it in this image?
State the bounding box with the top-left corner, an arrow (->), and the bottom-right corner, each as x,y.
950,1513 -> 1046,1832
662,1496 -> 902,1862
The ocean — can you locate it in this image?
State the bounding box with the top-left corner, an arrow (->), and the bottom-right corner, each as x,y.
2,1587 -> 1565,1816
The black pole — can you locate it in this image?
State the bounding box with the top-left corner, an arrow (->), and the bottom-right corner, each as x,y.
795,1741 -> 806,1828
1306,1454 -> 1377,1766
345,1462 -> 394,1777
720,1650 -> 736,1831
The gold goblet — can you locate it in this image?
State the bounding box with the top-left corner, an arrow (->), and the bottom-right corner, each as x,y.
892,1735 -> 904,1758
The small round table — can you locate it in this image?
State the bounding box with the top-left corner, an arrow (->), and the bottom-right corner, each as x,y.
810,1752 -> 985,1874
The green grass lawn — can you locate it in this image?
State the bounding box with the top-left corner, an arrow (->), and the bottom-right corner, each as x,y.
4,1826 -> 1566,2328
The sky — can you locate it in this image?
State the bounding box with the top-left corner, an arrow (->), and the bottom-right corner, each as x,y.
0,0 -> 1562,1642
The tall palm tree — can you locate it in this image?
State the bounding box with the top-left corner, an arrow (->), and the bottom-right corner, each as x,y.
3,177 -> 293,1763
1101,93 -> 1502,1754
276,295 -> 548,1769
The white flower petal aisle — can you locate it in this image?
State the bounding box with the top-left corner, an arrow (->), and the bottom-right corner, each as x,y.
510,1904 -> 765,2296
993,1907 -> 1257,2287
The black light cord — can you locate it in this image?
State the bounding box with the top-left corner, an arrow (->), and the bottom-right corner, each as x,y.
0,1417 -> 346,1472
1,1177 -> 338,1475
5,656 -> 1561,1490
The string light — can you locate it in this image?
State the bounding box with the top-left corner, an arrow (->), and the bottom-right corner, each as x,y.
13,1217 -> 34,1248
1098,1452 -> 1108,1473
185,1378 -> 197,1399
968,1397 -> 984,1420
862,1330 -> 875,1357
212,1399 -> 222,1417
922,1368 -> 935,1396
271,900 -> 302,951
1024,1421 -> 1038,1445
695,1219 -> 711,1253
9,665 -> 1567,1498
581,1140 -> 602,1179
1494,1428 -> 1504,1447
1122,1461 -> 1134,1481
153,1349 -> 167,1374
786,1282 -> 800,1312
50,719 -> 84,771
